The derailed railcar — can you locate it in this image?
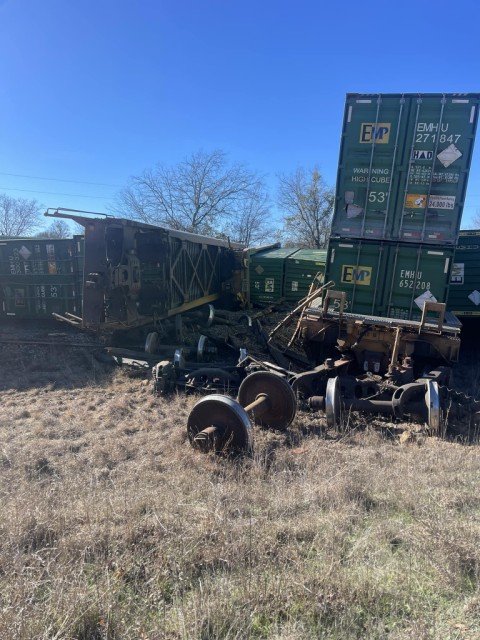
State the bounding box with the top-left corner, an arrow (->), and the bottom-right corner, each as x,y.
290,92 -> 480,433
294,291 -> 463,431
46,210 -> 243,333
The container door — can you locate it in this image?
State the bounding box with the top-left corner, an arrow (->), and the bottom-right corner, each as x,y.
448,237 -> 480,316
331,94 -> 411,241
326,239 -> 385,316
393,95 -> 480,244
383,244 -> 453,321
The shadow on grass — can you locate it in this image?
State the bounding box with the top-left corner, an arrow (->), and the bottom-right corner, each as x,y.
0,320 -> 118,391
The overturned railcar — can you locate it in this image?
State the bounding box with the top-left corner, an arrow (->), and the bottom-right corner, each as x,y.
46,210 -> 244,333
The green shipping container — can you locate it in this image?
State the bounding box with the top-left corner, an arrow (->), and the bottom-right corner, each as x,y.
249,247 -> 297,305
331,93 -> 480,244
73,234 -> 85,274
284,249 -> 327,304
448,230 -> 480,316
326,240 -> 387,315
1,279 -> 82,318
327,238 -> 454,321
0,238 -> 84,319
0,238 -> 79,276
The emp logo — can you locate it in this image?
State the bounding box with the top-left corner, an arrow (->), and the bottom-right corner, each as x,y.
341,265 -> 372,286
359,123 -> 391,144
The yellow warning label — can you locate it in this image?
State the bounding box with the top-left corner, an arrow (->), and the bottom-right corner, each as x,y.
405,194 -> 427,209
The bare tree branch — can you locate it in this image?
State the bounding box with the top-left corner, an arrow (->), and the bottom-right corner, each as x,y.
35,219 -> 71,238
112,150 -> 268,238
277,168 -> 334,249
0,194 -> 42,237
223,185 -> 272,246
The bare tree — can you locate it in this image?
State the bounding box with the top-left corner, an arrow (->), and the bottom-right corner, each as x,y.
278,168 -> 334,249
36,219 -> 72,238
113,150 -> 267,237
222,185 -> 271,246
0,194 -> 42,237
473,209 -> 480,228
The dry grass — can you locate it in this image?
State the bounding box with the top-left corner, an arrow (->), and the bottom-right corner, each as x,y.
0,338 -> 479,639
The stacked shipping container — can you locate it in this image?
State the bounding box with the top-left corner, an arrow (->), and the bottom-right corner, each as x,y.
326,93 -> 480,320
327,239 -> 454,320
448,230 -> 480,317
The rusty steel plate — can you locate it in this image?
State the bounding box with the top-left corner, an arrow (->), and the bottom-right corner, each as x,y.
237,371 -> 296,430
187,395 -> 253,454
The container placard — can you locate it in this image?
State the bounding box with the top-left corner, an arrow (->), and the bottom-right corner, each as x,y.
427,195 -> 455,210
265,278 -> 274,292
450,263 -> 464,285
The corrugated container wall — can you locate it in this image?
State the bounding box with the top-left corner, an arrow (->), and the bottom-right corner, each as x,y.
0,238 -> 83,319
448,230 -> 480,316
326,238 -> 454,321
331,93 -> 480,244
283,249 -> 327,304
249,248 -> 297,305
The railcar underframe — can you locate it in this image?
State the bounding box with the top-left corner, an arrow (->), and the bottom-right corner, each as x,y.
46,209 -> 242,335
293,289 -> 467,430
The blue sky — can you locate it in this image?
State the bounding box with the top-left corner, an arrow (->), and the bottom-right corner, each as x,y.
1,0 -> 480,230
